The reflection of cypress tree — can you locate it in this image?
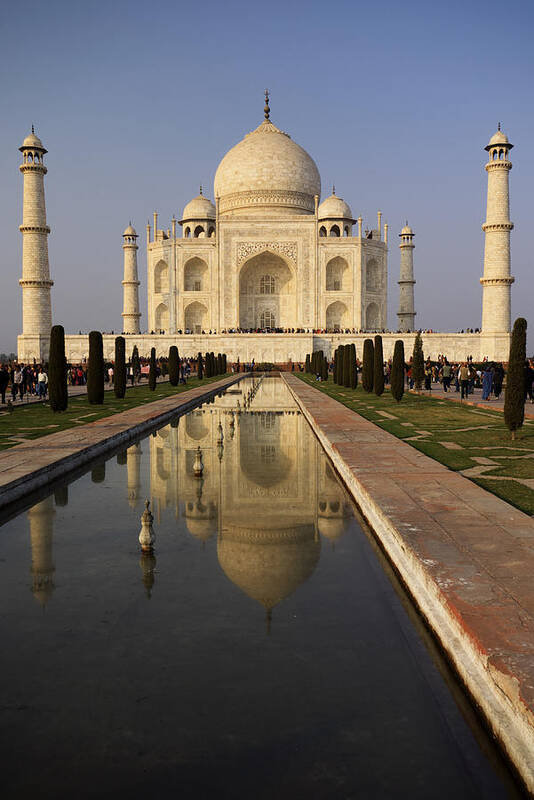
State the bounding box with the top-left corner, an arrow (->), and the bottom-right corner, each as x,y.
205,352 -> 212,378
171,416 -> 180,429
362,339 -> 374,393
197,352 -> 203,379
117,450 -> 128,466
504,317 -> 527,440
49,324 -> 68,412
87,331 -> 104,404
374,335 -> 384,396
114,336 -> 126,398
391,340 -> 405,402
350,343 -> 358,389
91,463 -> 106,483
343,345 -> 351,387
54,484 -> 69,507
412,333 -> 424,390
168,346 -> 179,386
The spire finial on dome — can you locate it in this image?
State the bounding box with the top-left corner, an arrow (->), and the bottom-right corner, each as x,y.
264,89 -> 270,120
332,184 -> 336,195
31,124 -> 34,134
199,184 -> 203,195
498,121 -> 501,131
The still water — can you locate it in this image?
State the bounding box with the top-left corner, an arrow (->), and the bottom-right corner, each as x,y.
0,378 -> 520,798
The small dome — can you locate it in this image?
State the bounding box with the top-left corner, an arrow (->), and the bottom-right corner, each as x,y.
488,129 -> 509,146
181,193 -> 216,221
123,224 -> 137,236
318,193 -> 353,220
401,224 -> 413,235
20,130 -> 47,153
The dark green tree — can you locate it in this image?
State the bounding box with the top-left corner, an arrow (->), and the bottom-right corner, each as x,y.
390,340 -> 405,403
210,352 -> 216,376
197,352 -> 204,379
504,317 -> 527,439
114,336 -> 126,399
321,354 -> 328,381
131,345 -> 141,381
168,346 -> 179,386
48,324 -> 68,412
350,343 -> 358,389
374,335 -> 384,396
343,344 -> 351,387
222,354 -> 227,373
148,347 -> 157,391
333,348 -> 338,384
362,339 -> 374,393
412,332 -> 425,390
87,330 -> 104,404
305,354 -> 311,373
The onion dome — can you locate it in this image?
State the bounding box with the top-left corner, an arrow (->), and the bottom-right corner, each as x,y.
485,124 -> 513,151
400,223 -> 413,235
318,189 -> 353,221
123,223 -> 137,236
214,95 -> 320,216
181,191 -> 216,221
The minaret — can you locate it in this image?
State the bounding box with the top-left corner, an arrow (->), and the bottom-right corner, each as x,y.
397,223 -> 416,332
481,125 -> 514,333
121,224 -> 141,334
18,128 -> 53,361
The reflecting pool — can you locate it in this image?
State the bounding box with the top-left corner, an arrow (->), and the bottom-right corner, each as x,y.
0,378 -> 520,798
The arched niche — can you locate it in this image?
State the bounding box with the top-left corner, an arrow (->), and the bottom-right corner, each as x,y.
239,251 -> 295,330
186,411 -> 209,441
366,258 -> 380,292
326,256 -> 349,292
154,260 -> 169,293
184,300 -> 208,333
366,302 -> 380,329
155,302 -> 169,331
325,300 -> 349,332
184,257 -> 208,292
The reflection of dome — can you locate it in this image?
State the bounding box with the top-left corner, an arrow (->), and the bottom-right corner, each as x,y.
317,516 -> 351,543
239,414 -> 292,487
318,193 -> 353,220
181,193 -> 216,221
185,499 -> 218,541
218,522 -> 320,610
214,118 -> 321,217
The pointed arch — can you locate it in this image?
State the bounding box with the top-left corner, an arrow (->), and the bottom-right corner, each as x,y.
365,302 -> 380,329
154,260 -> 169,293
184,300 -> 208,333
184,257 -> 208,292
326,256 -> 349,292
155,302 -> 169,331
326,300 -> 349,331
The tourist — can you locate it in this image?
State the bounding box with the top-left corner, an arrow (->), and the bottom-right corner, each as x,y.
37,367 -> 48,398
424,362 -> 432,391
12,365 -> 23,400
481,365 -> 493,400
441,360 -> 451,392
459,362 -> 470,399
0,364 -> 9,404
493,364 -> 504,399
525,360 -> 534,403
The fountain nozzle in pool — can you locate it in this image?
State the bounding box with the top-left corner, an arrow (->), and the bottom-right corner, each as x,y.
193,446 -> 204,477
139,499 -> 155,553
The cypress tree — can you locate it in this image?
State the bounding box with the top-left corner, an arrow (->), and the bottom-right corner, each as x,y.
338,345 -> 345,386
321,354 -> 328,382
374,335 -> 384,396
412,332 -> 425,390
148,347 -> 157,391
350,343 -> 358,389
504,317 -> 527,439
390,340 -> 405,403
362,339 -> 374,393
217,353 -> 223,375
197,352 -> 204,379
168,346 -> 179,386
333,348 -> 338,384
210,352 -> 216,376
131,345 -> 140,382
114,336 -> 126,399
49,324 -> 68,412
222,354 -> 227,373
206,352 -> 213,378
87,330 -> 104,404
343,344 -> 351,387
305,354 -> 310,373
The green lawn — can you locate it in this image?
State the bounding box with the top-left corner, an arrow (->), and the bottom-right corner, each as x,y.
0,375 -> 229,452
296,374 -> 534,515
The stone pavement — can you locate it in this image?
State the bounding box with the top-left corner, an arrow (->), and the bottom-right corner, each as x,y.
0,374 -> 240,509
283,373 -> 534,792
412,383 -> 534,419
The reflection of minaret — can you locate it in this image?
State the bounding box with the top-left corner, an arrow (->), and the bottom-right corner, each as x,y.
28,496 -> 55,607
139,552 -> 156,598
127,443 -> 142,508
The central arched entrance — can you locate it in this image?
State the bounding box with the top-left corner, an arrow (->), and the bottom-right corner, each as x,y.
239,251 -> 295,330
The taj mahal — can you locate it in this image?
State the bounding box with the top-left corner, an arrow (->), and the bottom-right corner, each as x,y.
17,94 -> 515,363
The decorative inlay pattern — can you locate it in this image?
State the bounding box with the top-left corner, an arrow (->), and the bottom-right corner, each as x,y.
237,241 -> 297,266
220,190 -> 314,214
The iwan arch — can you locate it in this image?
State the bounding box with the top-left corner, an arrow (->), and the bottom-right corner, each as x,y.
17,98 -> 514,363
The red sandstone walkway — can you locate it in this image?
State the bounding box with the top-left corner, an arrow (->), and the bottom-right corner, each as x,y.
283,373 -> 534,791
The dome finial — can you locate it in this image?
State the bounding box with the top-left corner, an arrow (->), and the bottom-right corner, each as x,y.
498,121 -> 501,131
31,124 -> 34,134
264,89 -> 270,120
332,184 -> 336,195
199,184 -> 203,195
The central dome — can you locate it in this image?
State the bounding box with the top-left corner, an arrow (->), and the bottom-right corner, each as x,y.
214,118 -> 321,217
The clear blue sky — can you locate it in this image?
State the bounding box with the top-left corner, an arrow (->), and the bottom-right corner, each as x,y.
1,0 -> 533,353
